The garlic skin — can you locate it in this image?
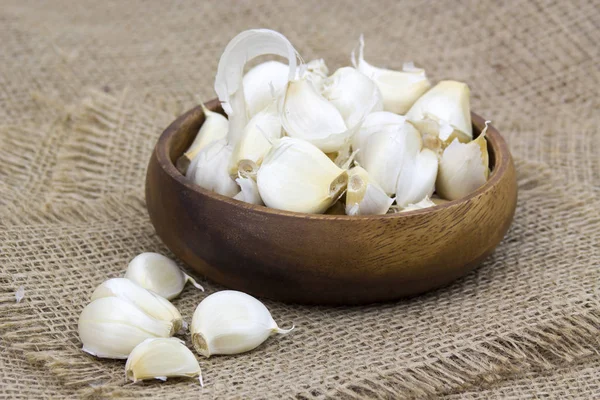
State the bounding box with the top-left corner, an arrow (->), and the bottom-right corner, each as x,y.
186,139 -> 240,197
243,61 -> 289,118
302,58 -> 329,90
91,278 -> 184,334
126,338 -> 203,385
360,121 -> 422,195
395,148 -> 438,207
257,137 -> 348,213
406,80 -> 473,143
401,196 -> 437,212
191,290 -> 293,357
125,252 -> 204,300
233,176 -> 264,205
352,111 -> 406,164
345,166 -> 394,216
353,36 -> 431,114
322,67 -> 383,128
78,297 -> 172,359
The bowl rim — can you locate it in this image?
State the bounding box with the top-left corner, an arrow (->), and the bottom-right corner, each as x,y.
154,100 -> 511,220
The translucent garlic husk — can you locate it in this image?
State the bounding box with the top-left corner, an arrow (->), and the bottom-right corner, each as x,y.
322,67 -> 383,128
352,111 -> 406,164
257,137 -> 348,213
345,166 -> 394,216
126,338 -> 203,385
78,297 -> 172,359
243,61 -> 290,118
395,148 -> 439,207
186,139 -> 240,197
125,252 -> 204,300
353,36 -> 431,114
233,176 -> 264,205
302,58 -> 329,91
191,290 -> 293,357
360,121 -> 423,195
406,80 -> 473,143
91,278 -> 184,333
401,196 -> 437,212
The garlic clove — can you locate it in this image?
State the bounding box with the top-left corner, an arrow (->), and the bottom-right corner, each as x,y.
125,338 -> 203,385
243,61 -> 290,118
125,252 -> 204,300
91,278 -> 184,334
406,80 -> 473,143
401,196 -> 437,212
352,111 -> 406,164
353,35 -> 431,114
322,67 -> 383,128
187,139 -> 240,197
395,148 -> 439,207
345,166 -> 394,216
257,137 -> 348,213
78,297 -> 173,359
233,176 -> 264,205
191,290 -> 293,357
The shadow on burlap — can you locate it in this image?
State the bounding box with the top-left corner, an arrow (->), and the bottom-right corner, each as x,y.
1,0 -> 599,398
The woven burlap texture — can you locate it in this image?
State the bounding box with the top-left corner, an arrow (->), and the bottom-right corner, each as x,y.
1,0 -> 599,398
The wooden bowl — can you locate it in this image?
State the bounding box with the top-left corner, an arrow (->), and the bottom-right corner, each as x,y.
146,100 -> 517,305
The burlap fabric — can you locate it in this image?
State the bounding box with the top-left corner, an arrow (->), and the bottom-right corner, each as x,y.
1,0 -> 598,398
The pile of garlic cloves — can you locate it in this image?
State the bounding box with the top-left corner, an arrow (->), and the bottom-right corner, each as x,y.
78,252 -> 293,386
181,29 -> 491,215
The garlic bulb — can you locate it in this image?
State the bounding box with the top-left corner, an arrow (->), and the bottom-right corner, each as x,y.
401,196 -> 436,212
125,252 -> 204,300
352,111 -> 406,163
345,166 -> 394,216
322,67 -> 383,128
353,36 -> 431,114
78,297 -> 172,359
233,176 -> 263,205
91,278 -> 184,333
436,128 -> 489,200
186,139 -> 240,197
126,338 -> 203,385
281,77 -> 357,153
191,290 -> 293,357
360,121 -> 422,195
406,80 -> 473,144
257,137 -> 347,213
243,61 -> 289,118
395,148 -> 438,207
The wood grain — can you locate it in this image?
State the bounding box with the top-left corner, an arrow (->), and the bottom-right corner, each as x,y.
145,101 -> 517,305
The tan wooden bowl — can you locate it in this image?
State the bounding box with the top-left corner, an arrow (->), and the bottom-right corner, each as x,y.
146,99 -> 517,305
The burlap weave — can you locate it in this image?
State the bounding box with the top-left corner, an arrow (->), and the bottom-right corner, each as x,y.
1,0 -> 599,398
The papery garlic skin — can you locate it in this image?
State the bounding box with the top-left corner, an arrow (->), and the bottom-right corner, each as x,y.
322,67 -> 383,128
91,278 -> 184,334
395,148 -> 438,207
191,290 -> 293,357
186,139 -> 240,197
233,176 -> 264,205
345,166 -> 394,216
125,252 -> 204,300
257,137 -> 348,214
353,36 -> 431,114
126,338 -> 202,385
303,58 -> 329,91
78,297 -> 172,359
243,61 -> 289,118
352,111 -> 406,164
401,196 -> 436,212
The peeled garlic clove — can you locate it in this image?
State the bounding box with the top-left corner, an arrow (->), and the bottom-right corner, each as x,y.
352,111 -> 406,163
281,78 -> 357,153
191,290 -> 293,357
401,196 -> 436,212
395,148 -> 438,207
353,36 -> 431,114
243,61 -> 290,118
361,121 -> 422,195
91,278 -> 184,333
126,338 -> 203,385
233,176 -> 263,205
125,252 -> 204,300
187,139 -> 240,197
322,67 -> 383,128
257,137 -> 348,213
78,297 -> 173,359
406,80 -> 473,143
345,166 -> 394,216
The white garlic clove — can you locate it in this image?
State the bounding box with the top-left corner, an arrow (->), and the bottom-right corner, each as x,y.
125,252 -> 204,300
191,290 -> 293,357
91,278 -> 184,334
78,297 -> 173,359
395,148 -> 439,207
345,166 -> 394,216
353,36 -> 431,114
125,338 -> 203,385
186,139 -> 240,197
352,111 -> 406,164
257,137 -> 348,213
360,121 -> 422,195
401,196 -> 437,212
322,67 -> 383,128
243,61 -> 290,118
406,80 -> 473,143
233,176 -> 264,205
